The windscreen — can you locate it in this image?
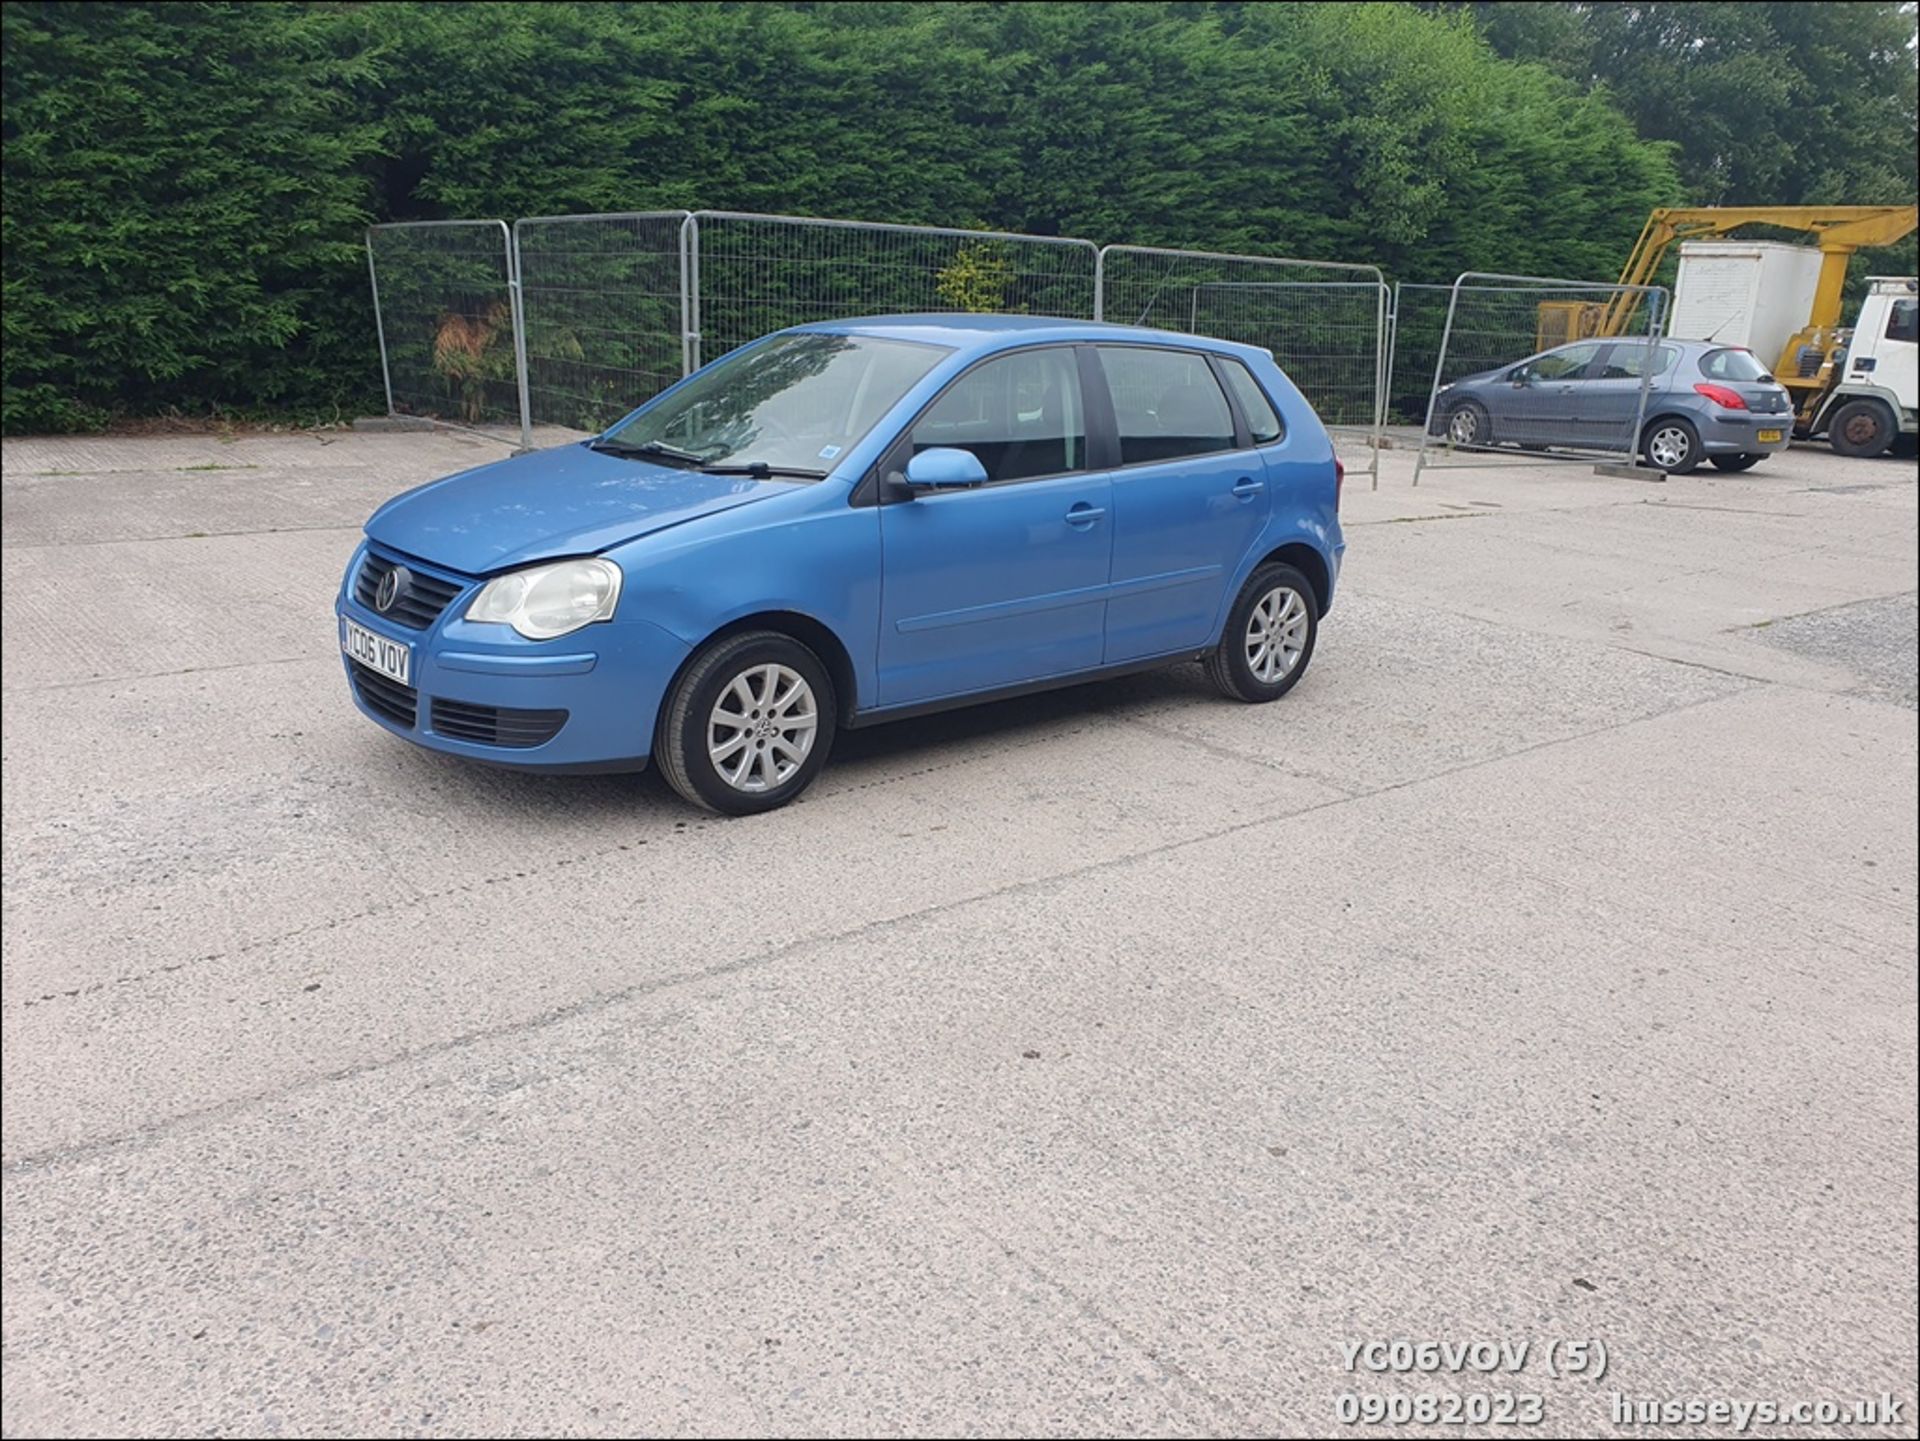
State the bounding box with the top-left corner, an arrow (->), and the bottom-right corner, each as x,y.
606,333 -> 948,474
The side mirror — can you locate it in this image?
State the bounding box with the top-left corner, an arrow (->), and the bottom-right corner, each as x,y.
902,446 -> 988,489
1509,370 -> 1533,387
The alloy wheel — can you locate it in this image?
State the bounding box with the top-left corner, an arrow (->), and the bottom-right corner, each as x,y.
1245,587 -> 1309,683
707,663 -> 818,792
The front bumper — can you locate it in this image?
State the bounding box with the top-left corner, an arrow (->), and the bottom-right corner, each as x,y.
336,546 -> 691,772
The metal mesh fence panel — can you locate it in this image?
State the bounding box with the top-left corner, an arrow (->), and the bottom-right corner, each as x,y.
369,212 -> 1402,473
366,221 -> 520,435
1413,274 -> 1670,484
687,212 -> 1100,369
512,211 -> 691,436
1384,283 -> 1457,428
1097,246 -> 1387,478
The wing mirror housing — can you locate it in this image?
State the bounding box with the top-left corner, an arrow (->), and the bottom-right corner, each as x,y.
902,447 -> 989,489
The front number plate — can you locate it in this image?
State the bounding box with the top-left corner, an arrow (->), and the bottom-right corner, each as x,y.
342,618 -> 410,686
1757,429 -> 1783,444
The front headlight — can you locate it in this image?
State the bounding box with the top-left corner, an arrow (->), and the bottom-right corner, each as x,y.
465,558 -> 623,640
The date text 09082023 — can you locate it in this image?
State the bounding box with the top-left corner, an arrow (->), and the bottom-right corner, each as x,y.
1336,1392 -> 1547,1427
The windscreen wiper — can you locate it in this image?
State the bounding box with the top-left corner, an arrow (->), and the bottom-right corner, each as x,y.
699,461 -> 829,480
588,437 -> 709,466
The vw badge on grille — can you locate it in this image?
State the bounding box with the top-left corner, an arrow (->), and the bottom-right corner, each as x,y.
374,564 -> 412,614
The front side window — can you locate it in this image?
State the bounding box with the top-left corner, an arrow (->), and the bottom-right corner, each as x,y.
1885,298 -> 1918,344
606,333 -> 946,475
908,347 -> 1085,484
1099,347 -> 1237,465
1218,358 -> 1285,443
1531,342 -> 1603,381
1699,348 -> 1771,382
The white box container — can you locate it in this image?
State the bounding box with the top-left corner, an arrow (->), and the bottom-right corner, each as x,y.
1669,241 -> 1824,371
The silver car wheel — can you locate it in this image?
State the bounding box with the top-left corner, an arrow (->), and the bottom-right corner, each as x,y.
707,662 -> 818,793
1648,424 -> 1692,470
1245,586 -> 1308,683
1447,406 -> 1480,445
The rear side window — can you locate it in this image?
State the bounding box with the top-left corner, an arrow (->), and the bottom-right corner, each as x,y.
909,347 -> 1085,484
1596,344 -> 1679,380
1098,347 -> 1236,465
1218,358 -> 1285,443
1700,348 -> 1770,382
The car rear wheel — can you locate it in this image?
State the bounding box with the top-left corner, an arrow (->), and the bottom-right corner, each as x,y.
1642,417 -> 1702,474
1709,453 -> 1764,472
1445,400 -> 1491,448
657,630 -> 837,816
1204,563 -> 1319,703
1827,398 -> 1895,458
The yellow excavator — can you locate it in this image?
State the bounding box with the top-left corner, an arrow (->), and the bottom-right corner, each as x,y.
1538,205 -> 1918,432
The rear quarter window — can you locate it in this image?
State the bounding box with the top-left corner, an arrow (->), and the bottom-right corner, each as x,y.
1218,358 -> 1285,444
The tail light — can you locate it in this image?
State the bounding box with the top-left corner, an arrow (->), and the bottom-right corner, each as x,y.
1334,456 -> 1345,510
1693,382 -> 1748,410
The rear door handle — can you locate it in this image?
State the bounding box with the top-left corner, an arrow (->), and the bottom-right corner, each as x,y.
1065,504 -> 1106,527
1231,477 -> 1264,498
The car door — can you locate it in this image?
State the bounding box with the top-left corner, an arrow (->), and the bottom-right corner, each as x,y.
876,346 -> 1113,707
1501,342 -> 1603,446
1093,345 -> 1272,662
1577,341 -> 1676,452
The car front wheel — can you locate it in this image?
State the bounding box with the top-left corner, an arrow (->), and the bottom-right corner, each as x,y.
1827,398 -> 1895,458
657,630 -> 837,815
1642,417 -> 1702,474
1204,563 -> 1320,702
1445,400 -> 1491,448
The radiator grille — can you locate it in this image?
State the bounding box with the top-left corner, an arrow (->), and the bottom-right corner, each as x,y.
348,659 -> 417,728
353,551 -> 466,630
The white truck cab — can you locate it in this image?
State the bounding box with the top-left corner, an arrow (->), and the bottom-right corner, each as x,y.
1809,276 -> 1918,457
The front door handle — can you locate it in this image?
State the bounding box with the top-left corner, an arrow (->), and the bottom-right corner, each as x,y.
1231,477 -> 1265,498
1065,504 -> 1106,527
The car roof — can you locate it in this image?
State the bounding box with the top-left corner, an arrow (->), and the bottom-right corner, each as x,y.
790,312 -> 1272,359
1550,337 -> 1741,354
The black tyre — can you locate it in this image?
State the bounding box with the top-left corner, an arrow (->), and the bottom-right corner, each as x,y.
656,630 -> 837,816
1444,400 -> 1492,448
1642,416 -> 1703,474
1204,563 -> 1320,703
1827,398 -> 1895,458
1709,453 -> 1764,472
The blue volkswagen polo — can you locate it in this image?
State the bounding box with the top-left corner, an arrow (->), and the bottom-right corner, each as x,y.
338,315 -> 1345,814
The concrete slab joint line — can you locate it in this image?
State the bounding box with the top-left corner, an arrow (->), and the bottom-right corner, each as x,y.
4,684 -> 1758,1175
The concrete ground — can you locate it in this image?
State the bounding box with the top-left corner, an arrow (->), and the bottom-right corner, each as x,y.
2,427 -> 1914,1438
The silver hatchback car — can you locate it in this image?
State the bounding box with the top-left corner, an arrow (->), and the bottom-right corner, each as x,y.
1432,339 -> 1795,473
